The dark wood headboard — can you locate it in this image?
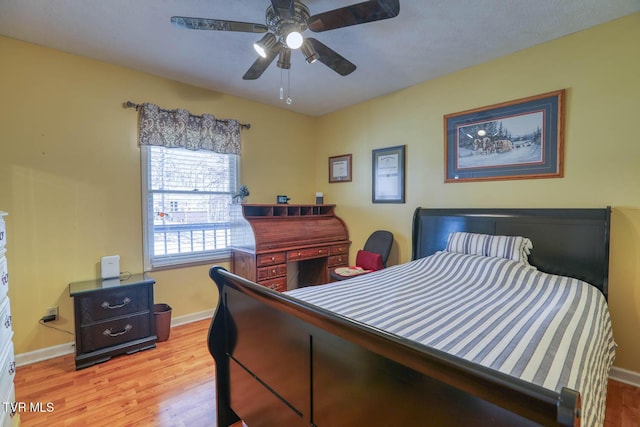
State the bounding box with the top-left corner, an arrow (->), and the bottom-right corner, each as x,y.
411,207 -> 611,297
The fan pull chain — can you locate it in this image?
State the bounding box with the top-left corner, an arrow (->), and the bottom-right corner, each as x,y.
286,69 -> 293,105
279,69 -> 284,100
279,69 -> 293,104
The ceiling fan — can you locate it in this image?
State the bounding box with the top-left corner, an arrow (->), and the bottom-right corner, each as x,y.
170,0 -> 400,80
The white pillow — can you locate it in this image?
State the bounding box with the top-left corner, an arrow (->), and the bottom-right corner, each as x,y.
445,232 -> 533,264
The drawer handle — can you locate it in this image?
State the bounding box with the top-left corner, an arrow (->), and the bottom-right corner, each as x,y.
103,324 -> 132,337
1,272 -> 8,286
4,315 -> 11,329
8,361 -> 15,376
101,297 -> 131,310
271,256 -> 275,261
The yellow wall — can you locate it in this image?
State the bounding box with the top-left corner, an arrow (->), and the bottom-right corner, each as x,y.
0,36 -> 316,355
1,13 -> 639,375
314,13 -> 640,372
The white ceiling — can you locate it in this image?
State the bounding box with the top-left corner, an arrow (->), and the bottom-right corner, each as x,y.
1,0 -> 638,116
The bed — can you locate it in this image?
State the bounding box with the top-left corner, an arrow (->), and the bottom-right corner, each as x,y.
208,207 -> 614,427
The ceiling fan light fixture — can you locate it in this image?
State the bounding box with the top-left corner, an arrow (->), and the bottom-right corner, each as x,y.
253,32 -> 278,58
301,40 -> 318,64
285,30 -> 304,49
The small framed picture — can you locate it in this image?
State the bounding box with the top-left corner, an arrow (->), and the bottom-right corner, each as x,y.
372,145 -> 405,203
328,154 -> 352,183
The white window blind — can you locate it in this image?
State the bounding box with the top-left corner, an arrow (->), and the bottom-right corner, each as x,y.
141,145 -> 239,270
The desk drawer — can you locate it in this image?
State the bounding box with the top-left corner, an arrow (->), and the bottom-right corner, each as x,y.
257,252 -> 287,267
287,247 -> 329,261
327,255 -> 348,268
80,313 -> 152,353
78,286 -> 150,324
257,264 -> 287,281
329,244 -> 349,255
258,277 -> 287,292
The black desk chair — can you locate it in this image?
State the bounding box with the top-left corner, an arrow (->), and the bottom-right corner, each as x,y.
330,230 -> 394,281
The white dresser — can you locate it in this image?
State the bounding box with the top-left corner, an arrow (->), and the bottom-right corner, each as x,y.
0,212 -> 18,426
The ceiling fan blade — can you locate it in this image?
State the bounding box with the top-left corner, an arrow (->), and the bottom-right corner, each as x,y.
243,47 -> 280,80
306,38 -> 356,76
270,0 -> 295,18
171,16 -> 268,33
307,0 -> 400,32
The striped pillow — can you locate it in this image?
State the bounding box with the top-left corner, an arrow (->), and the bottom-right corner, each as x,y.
445,232 -> 533,264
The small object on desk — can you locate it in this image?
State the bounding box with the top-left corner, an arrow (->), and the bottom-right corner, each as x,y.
69,273 -> 157,370
334,266 -> 371,276
316,192 -> 324,204
277,195 -> 290,204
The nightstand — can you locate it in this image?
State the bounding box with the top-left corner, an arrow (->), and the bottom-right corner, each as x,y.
69,273 -> 157,370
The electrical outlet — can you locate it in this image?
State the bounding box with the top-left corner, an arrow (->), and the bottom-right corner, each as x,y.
42,306 -> 58,322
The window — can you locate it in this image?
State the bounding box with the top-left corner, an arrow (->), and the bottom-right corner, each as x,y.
141,145 -> 239,269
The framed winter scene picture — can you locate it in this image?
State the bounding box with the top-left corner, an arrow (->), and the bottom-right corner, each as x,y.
444,89 -> 565,183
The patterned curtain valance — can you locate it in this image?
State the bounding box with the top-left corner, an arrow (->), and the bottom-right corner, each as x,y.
137,102 -> 242,155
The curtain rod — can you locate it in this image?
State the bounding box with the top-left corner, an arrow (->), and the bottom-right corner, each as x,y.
123,101 -> 251,129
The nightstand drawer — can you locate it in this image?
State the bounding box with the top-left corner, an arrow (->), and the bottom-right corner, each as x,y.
80,313 -> 152,353
78,286 -> 150,324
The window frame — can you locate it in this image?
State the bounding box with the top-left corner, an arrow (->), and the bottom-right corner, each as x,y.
140,145 -> 239,271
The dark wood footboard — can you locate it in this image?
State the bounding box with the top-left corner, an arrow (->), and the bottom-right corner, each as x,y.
208,266 -> 580,427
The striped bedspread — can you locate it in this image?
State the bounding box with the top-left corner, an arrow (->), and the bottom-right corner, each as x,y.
286,251 -> 616,426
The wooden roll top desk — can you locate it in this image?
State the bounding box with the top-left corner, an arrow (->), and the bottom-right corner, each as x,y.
230,204 -> 350,291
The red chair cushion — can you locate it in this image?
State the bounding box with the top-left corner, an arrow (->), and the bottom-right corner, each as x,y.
356,250 -> 384,271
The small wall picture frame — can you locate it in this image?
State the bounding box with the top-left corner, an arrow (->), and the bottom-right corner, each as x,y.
328,154 -> 352,183
372,145 -> 406,203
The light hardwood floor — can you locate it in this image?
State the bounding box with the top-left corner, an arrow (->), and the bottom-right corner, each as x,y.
14,319 -> 639,426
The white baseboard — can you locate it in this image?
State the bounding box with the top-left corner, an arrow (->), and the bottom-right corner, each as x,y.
609,366 -> 640,387
15,342 -> 76,367
170,309 -> 214,327
15,309 -> 215,367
